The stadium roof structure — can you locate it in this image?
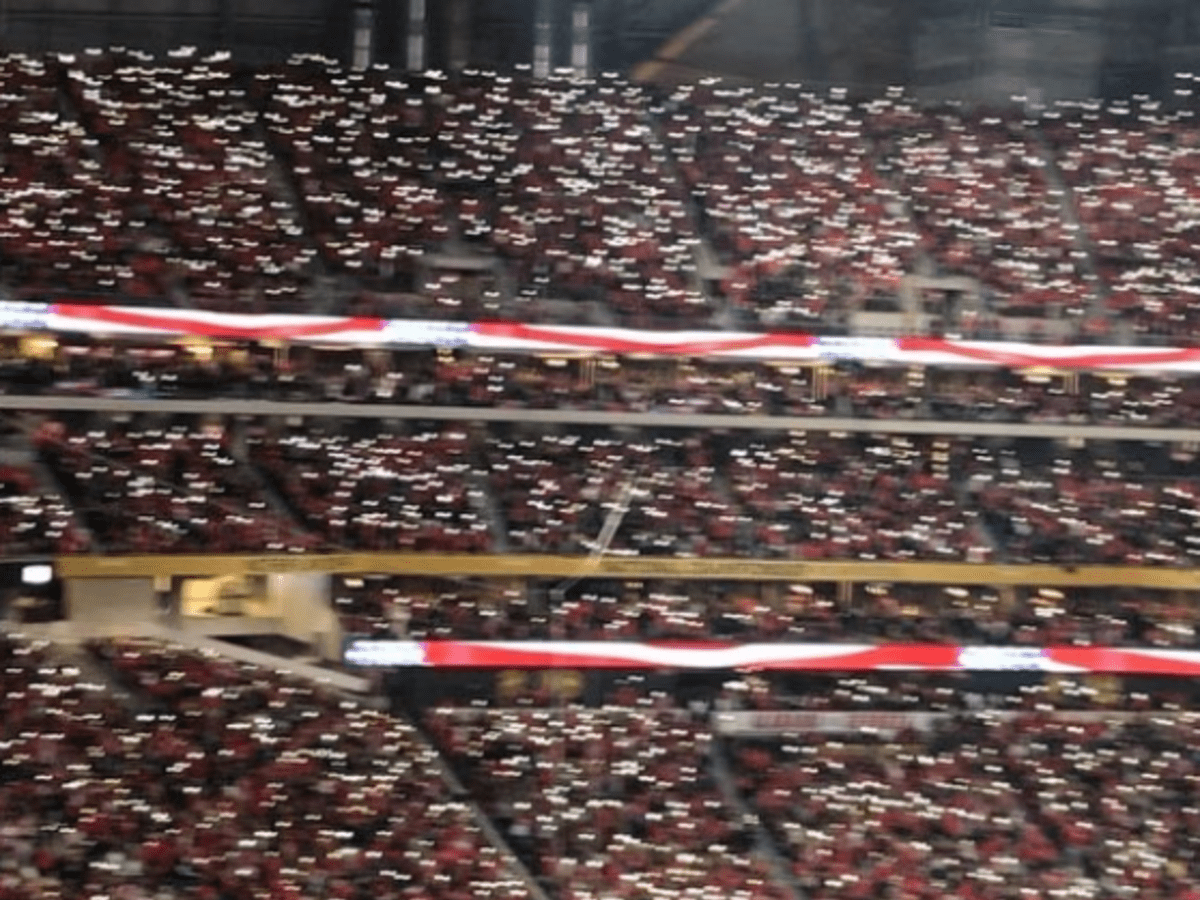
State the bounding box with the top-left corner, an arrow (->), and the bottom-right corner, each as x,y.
2,0 -> 1199,100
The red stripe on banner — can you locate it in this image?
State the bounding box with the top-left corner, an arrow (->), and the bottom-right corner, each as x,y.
472,321 -> 816,355
420,642 -> 665,669
1047,647 -> 1200,676
897,336 -> 1200,369
747,643 -> 963,672
52,304 -> 386,340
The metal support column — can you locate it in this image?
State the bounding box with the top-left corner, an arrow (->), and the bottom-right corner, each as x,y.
406,0 -> 426,71
534,0 -> 553,78
571,1 -> 591,78
448,0 -> 469,72
352,1 -> 375,70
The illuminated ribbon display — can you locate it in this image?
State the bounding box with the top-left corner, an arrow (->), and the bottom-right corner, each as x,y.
1,301 -> 1197,370
343,639 -> 1200,675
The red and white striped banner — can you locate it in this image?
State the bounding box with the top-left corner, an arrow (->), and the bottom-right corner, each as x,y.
342,639 -> 1200,675
469,322 -> 1200,371
4,300 -> 1200,370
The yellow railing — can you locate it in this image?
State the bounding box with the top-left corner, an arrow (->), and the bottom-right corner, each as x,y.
54,552 -> 1200,589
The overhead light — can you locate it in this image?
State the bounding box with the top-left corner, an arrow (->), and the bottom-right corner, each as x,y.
21,565 -> 53,586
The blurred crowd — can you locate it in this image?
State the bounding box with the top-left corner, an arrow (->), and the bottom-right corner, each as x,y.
7,46 -> 1200,900
732,712 -> 1200,899
2,51 -> 1200,338
0,53 -> 315,309
253,63 -> 707,325
426,702 -> 787,900
422,674 -> 1200,900
661,83 -> 917,328
865,101 -> 1092,321
0,462 -> 88,555
1046,99 -> 1200,340
476,427 -> 1200,565
3,415 -> 1195,566
9,627 -> 1200,900
247,424 -> 491,552
0,633 -> 533,900
35,419 -> 317,554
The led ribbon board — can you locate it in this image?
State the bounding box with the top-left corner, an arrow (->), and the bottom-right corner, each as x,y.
343,640 -> 1200,675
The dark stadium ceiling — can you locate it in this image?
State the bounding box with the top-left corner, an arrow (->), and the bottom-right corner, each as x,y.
1,0 -> 1198,99
0,0 -> 718,70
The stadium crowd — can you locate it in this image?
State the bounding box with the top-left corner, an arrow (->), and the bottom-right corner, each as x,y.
62,52 -> 318,310
420,677 -> 1200,900
247,424 -> 492,552
5,39 -> 1200,900
34,418 -> 318,554
1046,100 -> 1200,339
477,427 -> 1200,565
0,632 -> 535,900
2,51 -> 1200,339
10,626 -> 1200,900
661,82 -> 918,328
0,462 -> 88,556
0,415 -> 1191,567
864,101 -> 1093,320
251,62 -> 708,324
731,712 -> 1200,899
426,702 -> 788,900
0,52 -> 317,309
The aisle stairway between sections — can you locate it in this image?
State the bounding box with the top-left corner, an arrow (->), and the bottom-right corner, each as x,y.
708,730 -> 806,900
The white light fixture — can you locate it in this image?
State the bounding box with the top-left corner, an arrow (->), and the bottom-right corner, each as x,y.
21,565 -> 53,586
